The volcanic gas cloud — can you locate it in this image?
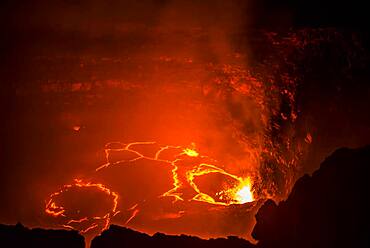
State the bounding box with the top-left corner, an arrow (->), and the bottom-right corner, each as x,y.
44,56 -> 310,240
40,0 -> 312,242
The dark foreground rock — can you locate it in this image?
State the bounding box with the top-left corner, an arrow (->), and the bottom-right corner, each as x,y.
91,225 -> 254,248
0,222 -> 84,248
253,145 -> 370,248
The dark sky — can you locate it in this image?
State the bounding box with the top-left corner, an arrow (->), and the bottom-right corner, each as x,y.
2,0 -> 370,32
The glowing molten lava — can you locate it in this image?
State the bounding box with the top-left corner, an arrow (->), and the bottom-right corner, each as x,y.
45,179 -> 119,234
234,177 -> 254,204
45,142 -> 255,234
186,163 -> 254,205
182,148 -> 199,157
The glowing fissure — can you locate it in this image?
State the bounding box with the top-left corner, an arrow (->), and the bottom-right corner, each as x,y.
186,163 -> 254,205
45,142 -> 254,234
45,179 -> 119,234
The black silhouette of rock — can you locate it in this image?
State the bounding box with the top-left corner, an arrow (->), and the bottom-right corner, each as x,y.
253,146 -> 370,248
91,225 -> 254,248
0,222 -> 84,248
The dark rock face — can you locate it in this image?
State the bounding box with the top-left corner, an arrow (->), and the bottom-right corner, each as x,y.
0,223 -> 85,248
91,225 -> 254,248
253,146 -> 370,248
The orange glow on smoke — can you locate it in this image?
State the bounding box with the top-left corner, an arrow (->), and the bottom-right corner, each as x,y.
42,46 -> 310,238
